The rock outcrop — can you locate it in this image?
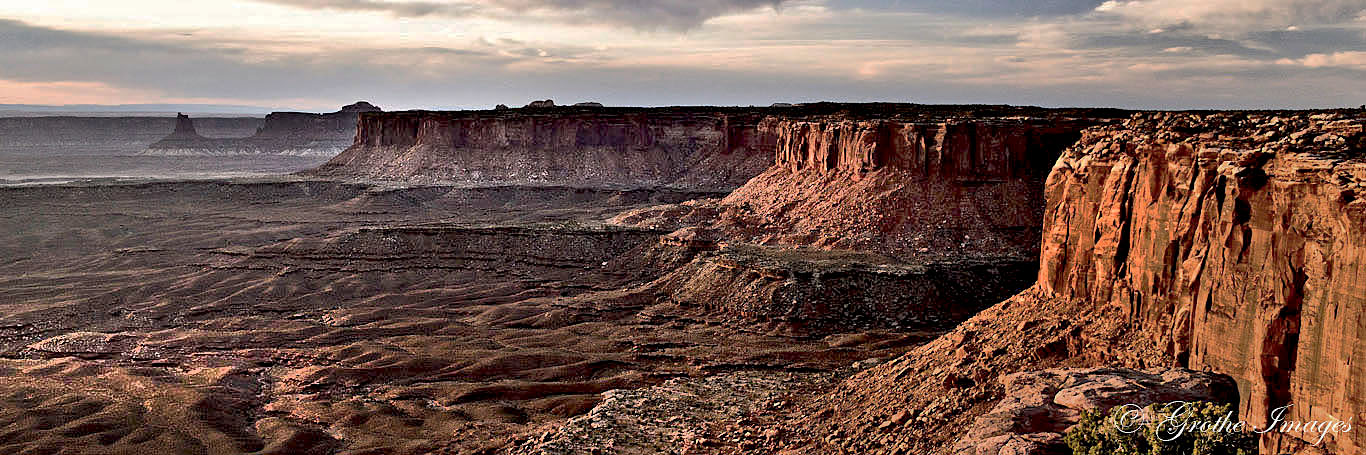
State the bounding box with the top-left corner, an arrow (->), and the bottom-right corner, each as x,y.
142,102 -> 381,156
1035,111 -> 1366,454
651,117 -> 1098,259
166,113 -> 201,139
789,110 -> 1366,455
957,368 -> 1239,455
310,104 -> 1124,192
594,106 -> 1118,331
639,243 -> 1036,333
308,107 -> 779,189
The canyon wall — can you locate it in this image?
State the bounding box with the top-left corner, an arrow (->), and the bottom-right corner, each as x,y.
601,110 -> 1114,333
142,102 -> 380,156
310,104 -> 1121,192
770,111 -> 1366,455
766,117 -> 1080,179
309,108 -> 775,189
1038,111 -> 1366,454
614,115 -> 1103,259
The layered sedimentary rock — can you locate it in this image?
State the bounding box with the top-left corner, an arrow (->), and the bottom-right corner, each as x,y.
705,117 -> 1095,258
142,102 -> 380,156
790,111 -> 1366,455
311,104 -> 1122,192
1036,111 -> 1366,454
601,108 -> 1119,332
309,107 -> 776,189
611,110 -> 1113,258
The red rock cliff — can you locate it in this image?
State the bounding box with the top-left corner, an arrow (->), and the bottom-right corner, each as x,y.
763,111 -> 1366,455
310,108 -> 774,189
764,117 -> 1087,179
615,115 -> 1101,258
1038,111 -> 1366,454
311,104 -> 1125,191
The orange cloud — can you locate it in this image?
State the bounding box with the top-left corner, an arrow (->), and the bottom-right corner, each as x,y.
0,80 -> 157,105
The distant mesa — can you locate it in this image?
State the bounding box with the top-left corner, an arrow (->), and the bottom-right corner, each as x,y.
498,101 -> 599,110
143,102 -> 382,157
340,101 -> 382,113
770,103 -> 795,108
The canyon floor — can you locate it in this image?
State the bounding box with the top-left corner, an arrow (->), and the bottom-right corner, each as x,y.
0,179 -> 939,455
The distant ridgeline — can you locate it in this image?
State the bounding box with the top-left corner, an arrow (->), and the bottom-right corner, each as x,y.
141,102 -> 381,157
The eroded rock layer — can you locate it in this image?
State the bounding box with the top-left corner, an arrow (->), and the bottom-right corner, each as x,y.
784,110 -> 1366,455
1038,111 -> 1366,454
311,104 -> 1123,192
640,244 -> 1036,333
310,108 -> 772,189
613,115 -> 1107,259
594,107 -> 1119,332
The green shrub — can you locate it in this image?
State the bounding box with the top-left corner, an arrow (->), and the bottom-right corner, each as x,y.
1065,401 -> 1257,455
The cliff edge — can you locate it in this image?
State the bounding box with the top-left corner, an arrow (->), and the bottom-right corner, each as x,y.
306,104 -> 1125,191
784,110 -> 1366,455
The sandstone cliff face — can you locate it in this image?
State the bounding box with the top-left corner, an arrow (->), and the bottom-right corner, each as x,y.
310,104 -> 1122,192
763,111 -> 1366,455
310,109 -> 773,189
615,116 -> 1099,258
599,112 -> 1113,334
766,117 -> 1076,179
1038,111 -> 1366,454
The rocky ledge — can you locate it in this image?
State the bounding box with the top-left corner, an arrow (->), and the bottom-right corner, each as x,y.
639,242 -> 1036,333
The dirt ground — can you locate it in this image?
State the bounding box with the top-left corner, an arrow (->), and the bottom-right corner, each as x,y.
0,179 -> 928,455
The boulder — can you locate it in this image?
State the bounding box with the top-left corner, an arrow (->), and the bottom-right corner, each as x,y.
955,367 -> 1238,455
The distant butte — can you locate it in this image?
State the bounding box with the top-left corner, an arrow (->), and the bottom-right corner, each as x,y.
142,102 -> 382,156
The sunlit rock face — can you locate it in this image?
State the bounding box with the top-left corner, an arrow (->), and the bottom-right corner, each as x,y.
778,110 -> 1366,455
1037,111 -> 1366,454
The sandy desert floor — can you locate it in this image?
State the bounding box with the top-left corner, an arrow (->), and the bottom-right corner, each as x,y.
0,179 -> 928,455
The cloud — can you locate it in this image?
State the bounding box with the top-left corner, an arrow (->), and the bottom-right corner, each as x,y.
248,0 -> 478,17
1279,51 -> 1366,69
251,0 -> 788,30
1093,0 -> 1366,32
831,0 -> 1109,18
0,18 -> 520,105
1,2 -> 1364,111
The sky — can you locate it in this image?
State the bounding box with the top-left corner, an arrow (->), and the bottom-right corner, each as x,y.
0,0 -> 1363,111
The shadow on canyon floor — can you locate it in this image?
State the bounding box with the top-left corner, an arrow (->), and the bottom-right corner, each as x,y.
0,180 -> 956,455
